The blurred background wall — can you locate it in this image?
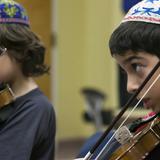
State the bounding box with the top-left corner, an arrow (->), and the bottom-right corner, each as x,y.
55,0 -> 122,140
52,1 -> 123,158
18,0 -> 122,142
17,0 -> 52,99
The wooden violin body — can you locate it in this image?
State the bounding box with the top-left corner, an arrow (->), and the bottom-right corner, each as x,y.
0,84 -> 14,108
109,118 -> 160,160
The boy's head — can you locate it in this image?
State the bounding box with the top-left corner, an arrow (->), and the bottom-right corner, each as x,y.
109,0 -> 160,58
0,0 -> 48,81
109,0 -> 160,113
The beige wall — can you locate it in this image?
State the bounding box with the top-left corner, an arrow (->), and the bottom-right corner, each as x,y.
56,0 -> 123,140
18,0 -> 52,99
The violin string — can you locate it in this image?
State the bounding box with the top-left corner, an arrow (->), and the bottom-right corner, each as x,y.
95,73 -> 160,160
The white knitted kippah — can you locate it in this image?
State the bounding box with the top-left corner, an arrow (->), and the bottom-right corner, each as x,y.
122,0 -> 160,24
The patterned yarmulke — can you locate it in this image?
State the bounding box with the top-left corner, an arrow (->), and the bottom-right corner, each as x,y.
0,0 -> 29,26
122,0 -> 160,24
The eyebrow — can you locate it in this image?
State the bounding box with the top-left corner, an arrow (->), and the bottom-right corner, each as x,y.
123,56 -> 144,64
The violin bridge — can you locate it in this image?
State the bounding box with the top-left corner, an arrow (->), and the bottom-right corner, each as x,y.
115,126 -> 133,145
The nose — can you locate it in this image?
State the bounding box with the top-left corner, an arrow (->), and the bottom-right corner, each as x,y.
127,76 -> 139,94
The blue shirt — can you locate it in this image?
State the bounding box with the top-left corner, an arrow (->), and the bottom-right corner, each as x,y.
0,88 -> 56,160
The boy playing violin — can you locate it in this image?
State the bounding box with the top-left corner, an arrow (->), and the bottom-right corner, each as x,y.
77,0 -> 160,159
108,0 -> 160,159
0,0 -> 56,159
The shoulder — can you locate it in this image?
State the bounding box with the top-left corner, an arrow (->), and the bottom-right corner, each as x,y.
28,89 -> 55,118
30,90 -> 53,111
14,88 -> 55,120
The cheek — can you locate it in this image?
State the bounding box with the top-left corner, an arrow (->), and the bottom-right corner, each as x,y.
0,56 -> 16,81
150,80 -> 160,99
145,79 -> 160,111
140,69 -> 160,96
150,85 -> 160,113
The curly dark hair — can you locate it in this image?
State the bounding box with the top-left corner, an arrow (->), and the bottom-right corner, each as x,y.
0,23 -> 49,77
109,21 -> 160,58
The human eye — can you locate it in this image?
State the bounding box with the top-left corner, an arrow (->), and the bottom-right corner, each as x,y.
131,63 -> 144,73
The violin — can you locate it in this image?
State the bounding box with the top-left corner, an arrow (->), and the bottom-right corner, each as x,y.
0,83 -> 14,108
82,61 -> 160,160
110,117 -> 160,160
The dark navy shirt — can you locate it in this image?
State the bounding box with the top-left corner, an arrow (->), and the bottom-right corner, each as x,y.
0,88 -> 56,160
